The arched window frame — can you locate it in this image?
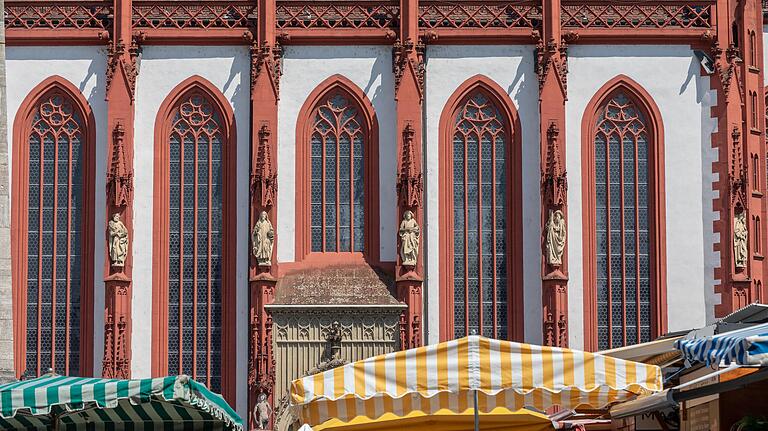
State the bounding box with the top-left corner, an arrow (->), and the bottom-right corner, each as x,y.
438,75 -> 524,342
151,76 -> 237,403
581,75 -> 668,351
11,76 -> 96,378
754,215 -> 761,256
294,75 -> 380,265
749,30 -> 757,67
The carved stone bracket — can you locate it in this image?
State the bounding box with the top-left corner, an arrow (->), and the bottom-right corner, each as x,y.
704,30 -> 741,100
252,124 -> 278,211
107,122 -> 133,209
397,123 -> 423,209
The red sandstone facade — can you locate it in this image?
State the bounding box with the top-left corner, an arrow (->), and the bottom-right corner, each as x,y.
4,0 -> 768,428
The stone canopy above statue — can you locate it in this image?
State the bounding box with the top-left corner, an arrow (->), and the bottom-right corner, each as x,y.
273,264 -> 400,306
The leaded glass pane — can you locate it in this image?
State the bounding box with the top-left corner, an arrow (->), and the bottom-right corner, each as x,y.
310,92 -> 367,253
166,92 -> 225,393
452,91 -> 510,339
24,90 -> 84,377
593,91 -> 654,349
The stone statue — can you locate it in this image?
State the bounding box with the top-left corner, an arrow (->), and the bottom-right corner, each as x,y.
545,209 -> 566,266
108,213 -> 129,267
399,210 -> 420,267
734,210 -> 748,269
254,392 -> 272,430
252,211 -> 274,266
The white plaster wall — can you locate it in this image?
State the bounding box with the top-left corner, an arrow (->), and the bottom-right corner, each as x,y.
277,46 -> 397,263
424,45 -> 541,344
5,46 -> 108,376
566,45 -> 718,349
133,46 -> 250,414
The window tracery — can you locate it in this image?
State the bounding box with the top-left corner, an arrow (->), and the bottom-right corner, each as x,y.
592,90 -> 656,349
450,91 -> 510,339
310,92 -> 366,253
165,91 -> 225,392
21,88 -> 88,376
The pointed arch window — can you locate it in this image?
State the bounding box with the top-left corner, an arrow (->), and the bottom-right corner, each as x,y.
12,78 -> 95,378
296,76 -> 380,263
311,93 -> 365,252
153,77 -> 236,401
439,77 -> 523,342
583,77 -> 667,350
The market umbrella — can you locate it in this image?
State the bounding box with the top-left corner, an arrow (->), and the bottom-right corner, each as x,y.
291,335 -> 663,430
0,374 -> 243,430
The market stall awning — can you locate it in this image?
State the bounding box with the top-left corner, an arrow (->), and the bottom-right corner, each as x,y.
291,335 -> 662,426
312,406 -> 554,431
675,322 -> 768,366
0,374 -> 243,430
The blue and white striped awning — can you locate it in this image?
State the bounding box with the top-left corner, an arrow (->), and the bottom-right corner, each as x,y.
675,322 -> 768,366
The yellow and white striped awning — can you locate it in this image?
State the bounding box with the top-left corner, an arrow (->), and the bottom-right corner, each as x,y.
291,336 -> 662,426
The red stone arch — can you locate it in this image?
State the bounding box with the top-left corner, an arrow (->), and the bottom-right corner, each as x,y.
438,75 -> 524,342
581,74 -> 667,351
151,75 -> 237,403
11,75 -> 96,377
294,74 -> 381,266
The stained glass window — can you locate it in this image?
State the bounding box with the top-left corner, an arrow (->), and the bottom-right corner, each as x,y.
452,91 -> 508,340
25,90 -> 84,376
593,91 -> 653,349
310,92 -> 365,253
166,92 -> 224,393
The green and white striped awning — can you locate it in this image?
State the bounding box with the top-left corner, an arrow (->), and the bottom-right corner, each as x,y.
0,374 -> 243,431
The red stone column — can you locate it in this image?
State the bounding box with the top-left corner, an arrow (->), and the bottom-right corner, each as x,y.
102,0 -> 137,378
536,0 -> 572,347
711,0 -> 767,316
394,0 -> 425,349
247,0 -> 280,426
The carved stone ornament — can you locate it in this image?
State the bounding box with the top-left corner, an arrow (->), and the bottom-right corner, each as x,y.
734,210 -> 748,269
532,31 -> 577,98
545,209 -> 566,267
397,124 -> 423,208
254,392 -> 272,430
249,39 -> 284,98
252,211 -> 275,266
105,34 -> 142,101
107,122 -> 133,208
399,210 -> 420,267
108,213 -> 129,267
252,124 -> 277,209
542,122 -> 567,207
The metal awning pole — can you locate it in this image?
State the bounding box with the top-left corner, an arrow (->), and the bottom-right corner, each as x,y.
473,389 -> 479,431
